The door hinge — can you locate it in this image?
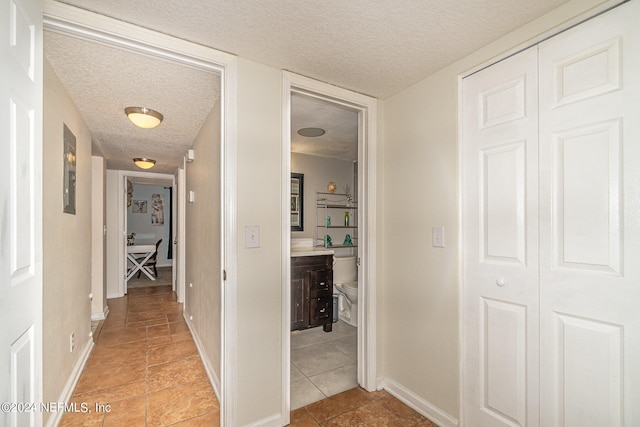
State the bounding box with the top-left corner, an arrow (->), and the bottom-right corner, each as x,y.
357,257 -> 361,266
223,270 -> 227,281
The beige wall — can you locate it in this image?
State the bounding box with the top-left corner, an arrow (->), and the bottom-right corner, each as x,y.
42,60 -> 93,424
236,57 -> 284,425
91,155 -> 107,318
380,0 -> 618,420
291,152 -> 355,239
184,100 -> 222,386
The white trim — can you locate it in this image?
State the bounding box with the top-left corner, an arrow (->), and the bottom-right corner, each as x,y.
282,71 -> 378,422
177,166 -> 186,303
280,73 -> 292,426
42,5 -> 239,425
243,413 -> 283,427
91,305 -> 109,321
221,56 -> 239,427
41,0 -> 235,72
185,314 -> 221,401
456,71 -> 466,427
459,0 -> 626,80
117,170 -> 175,297
45,340 -> 94,427
382,377 -> 459,427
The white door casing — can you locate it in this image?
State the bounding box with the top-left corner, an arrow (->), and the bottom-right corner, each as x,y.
0,0 -> 43,426
462,46 -> 540,427
538,2 -> 640,425
463,2 -> 640,426
281,71 -> 378,425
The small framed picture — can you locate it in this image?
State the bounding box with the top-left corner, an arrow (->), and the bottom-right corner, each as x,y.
132,200 -> 147,213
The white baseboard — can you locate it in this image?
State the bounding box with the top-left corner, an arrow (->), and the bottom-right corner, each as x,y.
381,377 -> 459,427
243,413 -> 283,427
46,339 -> 94,427
91,305 -> 109,321
184,314 -> 221,402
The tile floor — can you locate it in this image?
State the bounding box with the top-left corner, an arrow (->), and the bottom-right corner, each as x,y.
290,387 -> 438,426
291,321 -> 358,410
60,285 -> 220,426
64,282 -> 435,426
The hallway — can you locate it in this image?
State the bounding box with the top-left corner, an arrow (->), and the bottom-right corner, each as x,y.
59,283 -> 436,426
60,285 -> 219,426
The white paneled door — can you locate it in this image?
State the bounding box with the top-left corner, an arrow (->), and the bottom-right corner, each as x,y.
462,46 -> 540,427
0,0 -> 43,426
538,2 -> 640,425
463,2 -> 639,426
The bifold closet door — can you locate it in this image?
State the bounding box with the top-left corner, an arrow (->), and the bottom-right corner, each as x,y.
461,46 -> 540,427
538,1 -> 640,426
463,2 -> 640,426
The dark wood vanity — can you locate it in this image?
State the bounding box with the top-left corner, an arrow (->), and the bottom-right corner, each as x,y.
291,254 -> 333,332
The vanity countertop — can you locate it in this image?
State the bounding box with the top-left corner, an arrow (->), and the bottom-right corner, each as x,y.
291,247 -> 335,257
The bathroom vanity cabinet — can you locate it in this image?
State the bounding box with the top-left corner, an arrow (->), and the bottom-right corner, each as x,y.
291,254 -> 333,332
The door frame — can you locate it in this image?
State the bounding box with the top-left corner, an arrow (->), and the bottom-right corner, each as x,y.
42,2 -> 239,425
118,171 -> 175,296
281,71 -> 378,423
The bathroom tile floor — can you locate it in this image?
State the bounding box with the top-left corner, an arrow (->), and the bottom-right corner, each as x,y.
291,321 -> 358,410
59,285 -> 220,426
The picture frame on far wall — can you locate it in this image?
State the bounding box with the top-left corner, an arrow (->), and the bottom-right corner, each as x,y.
132,200 -> 147,213
291,173 -> 303,231
62,124 -> 76,215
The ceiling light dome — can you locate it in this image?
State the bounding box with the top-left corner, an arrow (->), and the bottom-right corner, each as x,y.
133,157 -> 156,169
125,107 -> 163,129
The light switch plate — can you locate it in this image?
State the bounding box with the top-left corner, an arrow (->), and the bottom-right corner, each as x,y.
188,190 -> 195,203
432,225 -> 445,248
245,226 -> 260,248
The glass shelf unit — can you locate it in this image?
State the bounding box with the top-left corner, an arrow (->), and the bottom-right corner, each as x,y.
316,192 -> 358,248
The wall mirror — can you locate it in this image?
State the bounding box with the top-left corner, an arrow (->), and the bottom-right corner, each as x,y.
291,173 -> 303,231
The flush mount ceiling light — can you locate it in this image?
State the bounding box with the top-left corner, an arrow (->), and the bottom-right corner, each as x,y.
125,106 -> 163,129
133,157 -> 156,169
297,127 -> 325,137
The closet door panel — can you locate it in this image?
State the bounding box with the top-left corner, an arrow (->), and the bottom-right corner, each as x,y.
539,2 -> 640,426
462,46 -> 539,427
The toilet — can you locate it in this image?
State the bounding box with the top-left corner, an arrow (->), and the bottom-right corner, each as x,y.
333,255 -> 358,327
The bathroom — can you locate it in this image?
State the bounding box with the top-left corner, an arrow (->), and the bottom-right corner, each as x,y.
289,93 -> 360,409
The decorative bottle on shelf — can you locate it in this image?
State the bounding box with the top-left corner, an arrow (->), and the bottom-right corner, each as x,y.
326,215 -> 331,227
344,211 -> 349,227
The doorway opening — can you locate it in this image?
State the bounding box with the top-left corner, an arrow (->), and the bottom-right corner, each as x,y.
122,175 -> 175,295
289,92 -> 359,409
43,5 -> 239,425
282,72 -> 378,423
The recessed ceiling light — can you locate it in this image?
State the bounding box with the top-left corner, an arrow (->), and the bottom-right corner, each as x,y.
125,107 -> 163,129
297,127 -> 325,137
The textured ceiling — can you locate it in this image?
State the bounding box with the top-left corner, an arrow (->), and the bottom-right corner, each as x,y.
291,94 -> 358,161
57,0 -> 568,98
45,0 -> 571,172
44,31 -> 221,174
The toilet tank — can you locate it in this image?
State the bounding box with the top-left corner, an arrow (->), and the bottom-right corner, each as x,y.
333,255 -> 357,284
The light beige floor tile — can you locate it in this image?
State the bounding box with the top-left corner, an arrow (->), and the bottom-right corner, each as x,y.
292,343 -> 353,377
309,363 -> 358,397
291,378 -> 326,411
